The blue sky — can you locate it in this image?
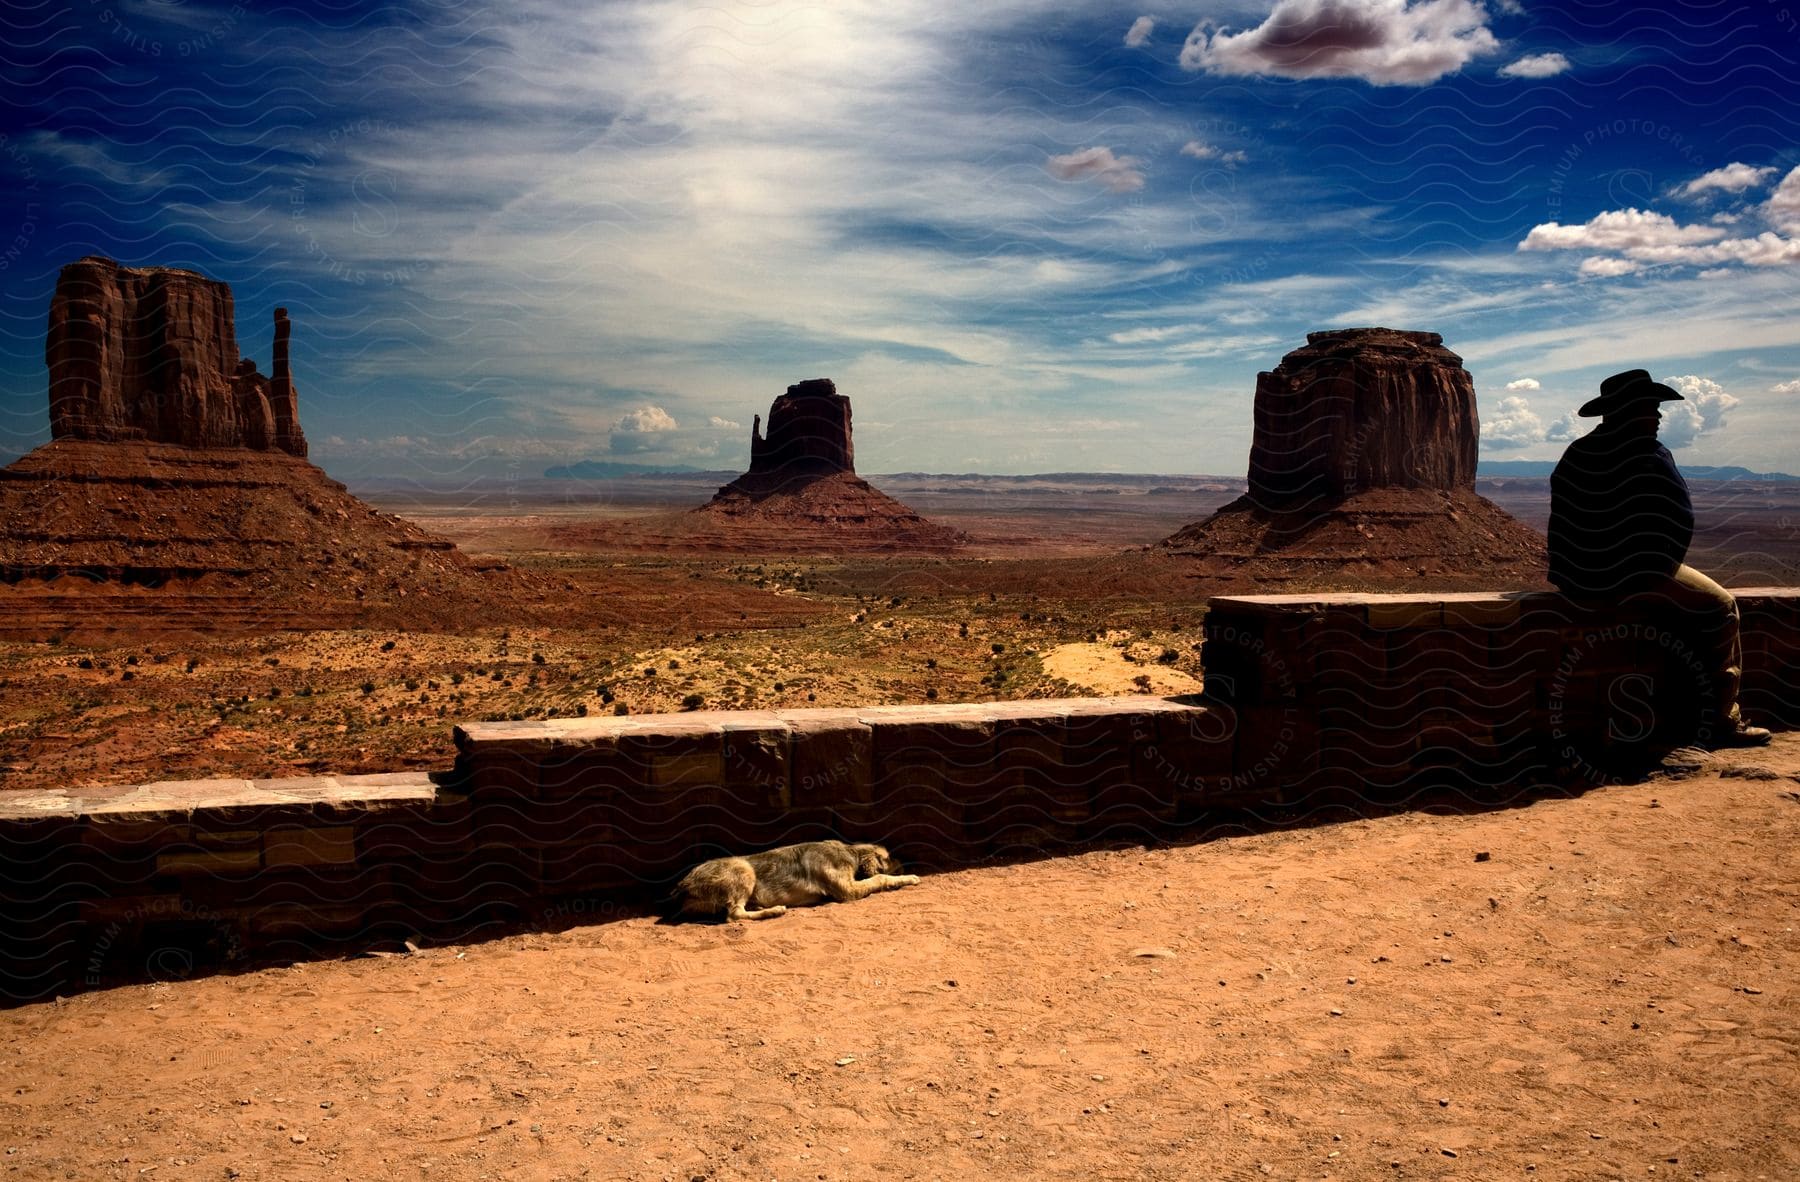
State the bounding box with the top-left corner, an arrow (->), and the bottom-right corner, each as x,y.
1,0 -> 1797,479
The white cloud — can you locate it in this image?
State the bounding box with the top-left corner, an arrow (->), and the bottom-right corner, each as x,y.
1498,51 -> 1569,79
1180,140 -> 1248,166
1044,146 -> 1145,193
1520,209 -> 1725,253
1658,374 -> 1740,448
1124,15 -> 1155,47
1503,377 -> 1540,390
1522,206 -> 1800,273
1544,410 -> 1582,443
615,406 -> 679,433
1481,394 -> 1547,449
708,415 -> 742,429
1578,255 -> 1643,277
1768,166 -> 1800,235
1676,162 -> 1778,199
1772,378 -> 1800,394
1180,0 -> 1500,86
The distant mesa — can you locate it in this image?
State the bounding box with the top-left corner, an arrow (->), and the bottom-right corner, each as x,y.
1160,328 -> 1547,587
687,378 -> 966,554
0,256 -> 552,635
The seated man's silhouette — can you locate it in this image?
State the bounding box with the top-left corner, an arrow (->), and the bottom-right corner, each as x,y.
1548,368 -> 1769,748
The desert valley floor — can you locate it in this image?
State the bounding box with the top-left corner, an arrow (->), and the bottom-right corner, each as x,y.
3,473 -> 1799,794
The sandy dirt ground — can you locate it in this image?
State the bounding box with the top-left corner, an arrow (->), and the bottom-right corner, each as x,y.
1040,638 -> 1205,696
4,739 -> 1798,1182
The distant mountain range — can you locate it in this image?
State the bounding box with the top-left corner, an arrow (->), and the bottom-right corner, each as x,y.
543,460 -> 724,479
1479,461 -> 1800,482
539,458 -> 1800,483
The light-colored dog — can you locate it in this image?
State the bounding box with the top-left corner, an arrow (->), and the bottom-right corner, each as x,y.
673,840 -> 920,921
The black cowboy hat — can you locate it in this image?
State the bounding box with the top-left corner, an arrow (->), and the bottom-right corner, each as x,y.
1578,368 -> 1686,417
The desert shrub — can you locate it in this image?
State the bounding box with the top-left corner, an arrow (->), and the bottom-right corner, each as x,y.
958,623 -> 969,638
772,682 -> 784,692
405,680 -> 419,691
925,687 -> 938,700
575,703 -> 588,717
680,693 -> 704,711
77,657 -> 93,669
125,655 -> 139,666
1132,674 -> 1152,690
451,672 -> 464,685
991,642 -> 1005,654
613,702 -> 630,715
1157,648 -> 1179,664
532,652 -> 545,665
185,658 -> 199,673
380,640 -> 396,652
360,682 -> 376,695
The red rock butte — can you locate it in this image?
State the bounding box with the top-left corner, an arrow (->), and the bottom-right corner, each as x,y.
0,257 -> 554,635
687,378 -> 966,554
47,257 -> 307,456
1160,328 -> 1547,588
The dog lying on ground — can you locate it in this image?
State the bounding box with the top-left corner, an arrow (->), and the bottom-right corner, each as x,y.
673,840 -> 920,921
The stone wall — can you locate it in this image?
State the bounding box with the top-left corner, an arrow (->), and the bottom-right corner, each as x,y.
3,590 -> 1794,1005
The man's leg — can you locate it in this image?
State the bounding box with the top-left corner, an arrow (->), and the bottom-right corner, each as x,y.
1631,565 -> 1763,745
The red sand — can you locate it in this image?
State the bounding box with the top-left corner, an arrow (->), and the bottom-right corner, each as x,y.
4,737 -> 1797,1181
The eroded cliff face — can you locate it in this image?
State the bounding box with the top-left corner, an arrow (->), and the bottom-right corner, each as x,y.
1245,328 -> 1477,505
747,378 -> 854,477
45,257 -> 307,457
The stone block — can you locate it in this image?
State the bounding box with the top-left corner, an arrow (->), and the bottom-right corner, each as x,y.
263,825 -> 357,868
1438,593 -> 1527,628
722,720 -> 791,809
1136,705 -> 1236,817
154,849 -> 260,876
1365,598 -> 1443,631
788,713 -> 873,810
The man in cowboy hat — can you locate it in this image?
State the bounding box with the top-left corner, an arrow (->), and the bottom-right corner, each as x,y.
1547,368 -> 1769,747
